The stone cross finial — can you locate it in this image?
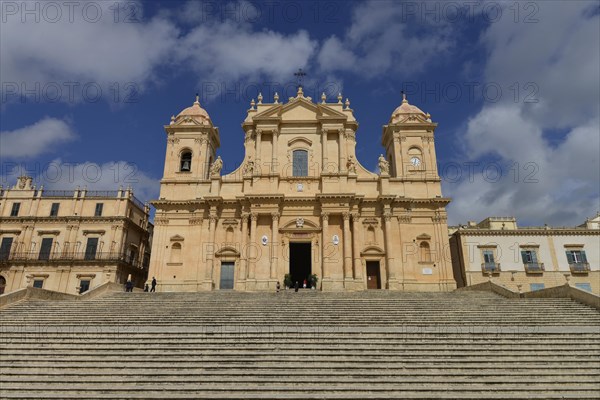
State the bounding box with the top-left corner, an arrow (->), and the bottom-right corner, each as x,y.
294,68 -> 306,88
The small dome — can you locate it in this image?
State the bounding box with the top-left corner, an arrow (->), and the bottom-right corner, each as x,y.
174,95 -> 211,125
390,93 -> 428,123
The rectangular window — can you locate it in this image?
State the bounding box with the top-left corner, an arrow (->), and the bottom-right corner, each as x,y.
94,203 -> 104,217
10,203 -> 20,217
0,237 -> 13,261
50,203 -> 60,217
79,280 -> 91,294
483,250 -> 495,264
530,283 -> 545,291
33,279 -> 44,289
292,150 -> 308,177
566,250 -> 587,264
84,238 -> 98,260
38,238 -> 53,261
575,283 -> 592,292
521,250 -> 538,264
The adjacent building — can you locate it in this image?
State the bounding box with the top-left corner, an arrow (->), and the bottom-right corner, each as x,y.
148,89 -> 456,292
0,176 -> 152,295
449,215 -> 600,294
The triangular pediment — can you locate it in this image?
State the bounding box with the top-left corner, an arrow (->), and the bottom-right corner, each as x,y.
253,98 -> 347,122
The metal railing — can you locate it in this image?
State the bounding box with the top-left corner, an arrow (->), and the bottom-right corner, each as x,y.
569,262 -> 591,273
0,251 -> 147,269
524,262 -> 545,273
40,190 -> 76,197
481,262 -> 501,273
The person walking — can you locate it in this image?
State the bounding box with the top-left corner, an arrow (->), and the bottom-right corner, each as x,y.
150,277 -> 157,292
276,281 -> 280,293
294,281 -> 299,292
144,284 -> 149,292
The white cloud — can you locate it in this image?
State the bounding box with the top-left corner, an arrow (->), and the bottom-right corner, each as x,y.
177,20 -> 318,91
1,1 -> 179,104
2,159 -> 159,204
316,0 -> 454,78
0,117 -> 76,159
446,2 -> 600,227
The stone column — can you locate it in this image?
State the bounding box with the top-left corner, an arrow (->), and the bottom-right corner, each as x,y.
255,129 -> 262,170
343,212 -> 353,280
338,128 -> 345,173
321,213 -> 329,278
206,214 -> 217,285
271,129 -> 278,174
270,212 -> 279,279
351,213 -> 362,280
240,214 -> 249,280
248,213 -> 257,279
383,211 -> 396,282
321,129 -> 328,172
201,138 -> 209,179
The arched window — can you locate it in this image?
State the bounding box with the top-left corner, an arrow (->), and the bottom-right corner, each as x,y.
0,275 -> 6,295
170,242 -> 182,263
180,151 -> 192,172
420,242 -> 431,262
293,150 -> 308,177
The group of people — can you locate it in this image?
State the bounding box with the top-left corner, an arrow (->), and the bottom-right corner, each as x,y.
125,277 -> 157,292
275,279 -> 310,293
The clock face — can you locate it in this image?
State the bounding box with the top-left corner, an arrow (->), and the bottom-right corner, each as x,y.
410,157 -> 421,167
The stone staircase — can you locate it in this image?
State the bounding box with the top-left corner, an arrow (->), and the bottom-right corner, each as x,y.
1,290 -> 599,399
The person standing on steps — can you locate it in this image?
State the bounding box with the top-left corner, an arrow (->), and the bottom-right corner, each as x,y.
303,279 -> 307,289
151,277 -> 157,292
144,284 -> 149,292
276,281 -> 280,293
294,281 -> 299,292
125,280 -> 133,292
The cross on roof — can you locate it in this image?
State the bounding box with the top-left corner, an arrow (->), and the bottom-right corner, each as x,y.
294,68 -> 307,88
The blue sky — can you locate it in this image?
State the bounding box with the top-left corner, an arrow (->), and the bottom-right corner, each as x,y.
1,0 -> 599,226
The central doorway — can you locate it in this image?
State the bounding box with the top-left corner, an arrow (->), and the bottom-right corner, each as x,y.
366,261 -> 381,289
289,242 -> 311,287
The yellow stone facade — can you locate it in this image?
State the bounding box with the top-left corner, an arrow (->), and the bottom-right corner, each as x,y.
450,215 -> 600,295
148,90 -> 456,292
0,176 -> 152,295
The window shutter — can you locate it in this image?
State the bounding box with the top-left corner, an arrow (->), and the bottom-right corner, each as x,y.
531,251 -> 538,263
521,251 -> 528,264
580,251 -> 587,263
566,251 -> 575,264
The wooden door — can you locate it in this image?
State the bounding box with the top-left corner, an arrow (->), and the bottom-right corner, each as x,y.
366,261 -> 380,289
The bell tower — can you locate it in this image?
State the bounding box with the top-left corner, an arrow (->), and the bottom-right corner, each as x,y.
162,95 -> 220,187
381,93 -> 441,197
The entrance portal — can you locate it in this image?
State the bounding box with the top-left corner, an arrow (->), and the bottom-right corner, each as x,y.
219,262 -> 234,290
366,261 -> 381,289
289,242 -> 311,287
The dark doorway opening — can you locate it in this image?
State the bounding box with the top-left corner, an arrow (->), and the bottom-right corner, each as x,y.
289,242 -> 311,287
220,262 -> 235,290
366,261 -> 381,289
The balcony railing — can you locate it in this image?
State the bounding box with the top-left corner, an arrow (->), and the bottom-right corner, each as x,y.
481,262 -> 501,274
524,262 -> 545,273
0,251 -> 146,269
569,262 -> 591,274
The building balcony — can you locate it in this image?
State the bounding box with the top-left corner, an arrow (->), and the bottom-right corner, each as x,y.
481,262 -> 500,274
569,262 -> 591,274
524,262 -> 545,274
0,251 -> 147,269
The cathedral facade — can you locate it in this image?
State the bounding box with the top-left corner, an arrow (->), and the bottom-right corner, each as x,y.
148,88 -> 456,291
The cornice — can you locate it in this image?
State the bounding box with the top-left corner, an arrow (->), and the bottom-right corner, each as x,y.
453,228 -> 600,237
